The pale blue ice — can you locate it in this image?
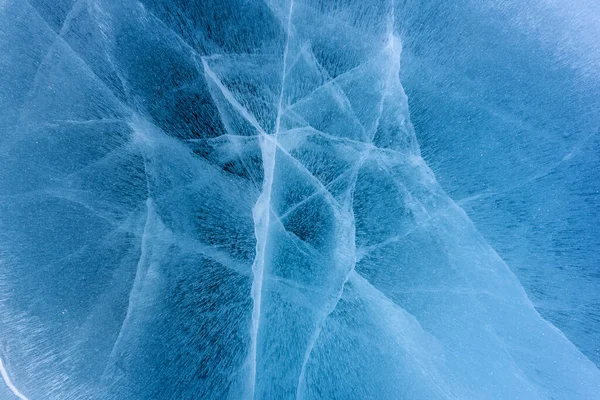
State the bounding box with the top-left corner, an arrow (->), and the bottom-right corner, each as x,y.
0,0 -> 599,399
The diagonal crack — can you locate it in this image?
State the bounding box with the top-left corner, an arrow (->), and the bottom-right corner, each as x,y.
202,58 -> 343,212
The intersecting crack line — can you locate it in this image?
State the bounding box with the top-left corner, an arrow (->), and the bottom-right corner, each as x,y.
294,13 -> 411,395
246,0 -> 295,397
202,59 -> 342,212
21,1 -> 131,120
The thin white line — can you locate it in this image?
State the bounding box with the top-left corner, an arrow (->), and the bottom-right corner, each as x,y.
247,1 -> 295,397
0,355 -> 29,400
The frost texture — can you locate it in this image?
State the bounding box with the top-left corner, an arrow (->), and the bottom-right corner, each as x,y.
0,0 -> 599,399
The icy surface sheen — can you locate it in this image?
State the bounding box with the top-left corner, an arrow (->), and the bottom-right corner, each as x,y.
0,0 -> 599,399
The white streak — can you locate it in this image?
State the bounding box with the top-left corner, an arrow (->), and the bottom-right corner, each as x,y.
247,1 -> 295,397
0,355 -> 29,400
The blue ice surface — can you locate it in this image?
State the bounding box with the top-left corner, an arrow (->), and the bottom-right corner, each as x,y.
0,0 -> 599,399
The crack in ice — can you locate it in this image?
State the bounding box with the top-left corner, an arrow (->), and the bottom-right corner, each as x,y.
0,353 -> 29,400
247,1 -> 295,396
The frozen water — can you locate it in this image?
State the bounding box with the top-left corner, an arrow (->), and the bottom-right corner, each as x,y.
397,0 -> 600,367
0,0 -> 599,399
